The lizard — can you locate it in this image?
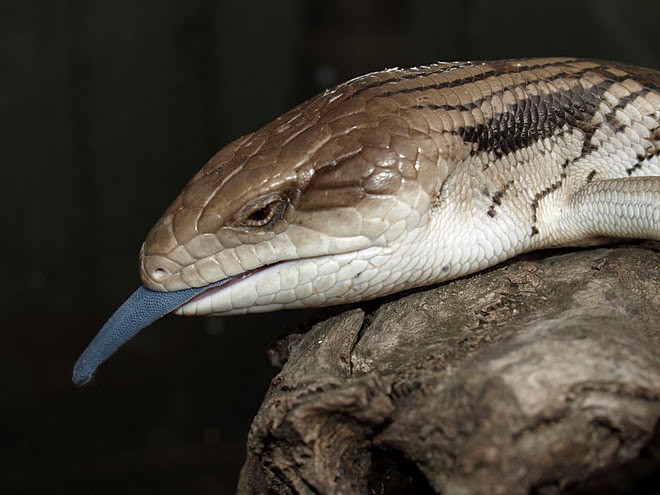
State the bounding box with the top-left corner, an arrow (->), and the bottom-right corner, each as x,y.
73,57 -> 660,386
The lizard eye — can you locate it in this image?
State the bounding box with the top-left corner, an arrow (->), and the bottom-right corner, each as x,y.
236,194 -> 287,229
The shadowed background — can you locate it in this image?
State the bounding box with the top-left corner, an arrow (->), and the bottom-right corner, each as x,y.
2,0 -> 658,493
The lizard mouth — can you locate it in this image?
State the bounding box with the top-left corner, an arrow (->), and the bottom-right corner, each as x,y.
183,263 -> 276,306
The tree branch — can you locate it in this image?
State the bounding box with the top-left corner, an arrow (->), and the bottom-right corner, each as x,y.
238,244 -> 660,494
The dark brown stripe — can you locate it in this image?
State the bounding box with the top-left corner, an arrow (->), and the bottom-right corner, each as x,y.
626,149 -> 660,175
529,162 -> 570,235
349,58 -> 579,99
575,79 -> 657,160
455,79 -> 612,158
486,181 -> 514,218
605,88 -> 653,132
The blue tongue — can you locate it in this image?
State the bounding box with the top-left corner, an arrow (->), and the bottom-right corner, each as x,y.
72,280 -> 228,387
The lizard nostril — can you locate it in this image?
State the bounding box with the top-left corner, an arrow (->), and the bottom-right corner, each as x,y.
140,252 -> 182,289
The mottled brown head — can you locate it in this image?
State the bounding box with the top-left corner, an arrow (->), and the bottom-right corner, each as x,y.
140,71 -> 442,292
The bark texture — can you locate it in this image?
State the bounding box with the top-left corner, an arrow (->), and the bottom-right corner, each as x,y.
237,244 -> 660,495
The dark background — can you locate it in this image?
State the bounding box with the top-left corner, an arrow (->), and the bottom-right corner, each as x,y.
2,1 -> 658,493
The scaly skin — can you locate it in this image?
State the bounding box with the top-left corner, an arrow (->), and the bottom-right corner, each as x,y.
73,57 -> 660,385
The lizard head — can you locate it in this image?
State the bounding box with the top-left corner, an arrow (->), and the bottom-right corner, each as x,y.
73,76 -> 444,386
140,87 -> 441,315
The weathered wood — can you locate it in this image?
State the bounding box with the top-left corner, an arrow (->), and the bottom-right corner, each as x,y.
238,243 -> 660,494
